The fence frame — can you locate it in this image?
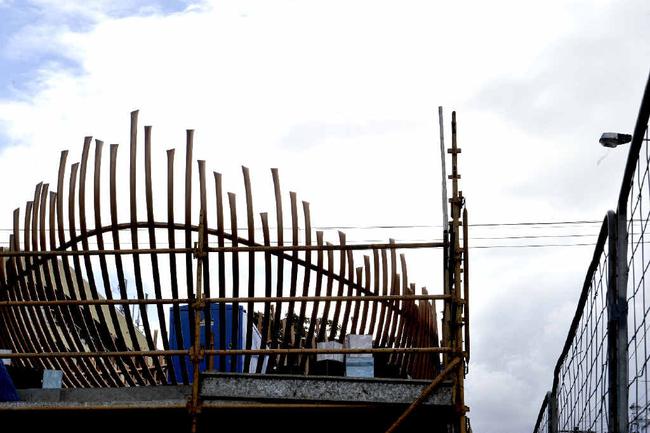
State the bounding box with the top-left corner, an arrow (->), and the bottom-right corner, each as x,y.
533,69 -> 650,433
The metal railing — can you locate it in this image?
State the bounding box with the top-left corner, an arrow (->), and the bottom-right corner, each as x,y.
533,70 -> 650,433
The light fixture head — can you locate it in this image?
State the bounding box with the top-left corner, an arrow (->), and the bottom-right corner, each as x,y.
599,132 -> 632,148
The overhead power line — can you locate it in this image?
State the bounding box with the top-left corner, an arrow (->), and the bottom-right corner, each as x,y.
0,219 -> 606,231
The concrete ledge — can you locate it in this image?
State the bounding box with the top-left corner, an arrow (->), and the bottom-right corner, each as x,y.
16,385 -> 191,403
200,373 -> 453,406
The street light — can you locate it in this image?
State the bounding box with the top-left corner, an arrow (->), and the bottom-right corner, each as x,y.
600,132 -> 632,148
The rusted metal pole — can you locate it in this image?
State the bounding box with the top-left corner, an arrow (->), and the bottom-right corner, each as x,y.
450,111 -> 467,433
189,209 -> 206,433
463,208 -> 470,362
384,357 -> 461,433
0,293 -> 449,307
0,346 -> 451,359
0,241 -> 444,257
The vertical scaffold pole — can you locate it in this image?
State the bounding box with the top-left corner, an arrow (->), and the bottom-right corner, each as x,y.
189,209 -> 206,433
449,111 -> 467,433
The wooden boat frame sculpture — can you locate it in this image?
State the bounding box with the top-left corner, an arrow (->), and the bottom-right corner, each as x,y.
0,111 -> 466,394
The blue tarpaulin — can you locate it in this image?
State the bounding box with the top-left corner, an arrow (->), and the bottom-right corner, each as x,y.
0,362 -> 19,402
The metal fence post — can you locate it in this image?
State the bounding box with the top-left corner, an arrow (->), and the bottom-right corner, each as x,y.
547,391 -> 558,433
607,210 -> 629,433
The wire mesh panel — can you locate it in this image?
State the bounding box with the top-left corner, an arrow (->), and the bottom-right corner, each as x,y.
626,125 -> 650,433
531,218 -> 611,433
533,393 -> 549,433
555,241 -> 610,433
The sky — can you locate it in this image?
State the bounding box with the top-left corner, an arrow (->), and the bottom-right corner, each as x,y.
0,1 -> 649,432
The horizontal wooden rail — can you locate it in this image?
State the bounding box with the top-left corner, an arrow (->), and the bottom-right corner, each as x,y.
0,293 -> 450,307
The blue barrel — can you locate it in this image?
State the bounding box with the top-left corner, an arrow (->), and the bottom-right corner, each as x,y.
168,304 -> 245,384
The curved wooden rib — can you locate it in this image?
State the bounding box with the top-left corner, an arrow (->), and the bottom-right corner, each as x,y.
49,192 -> 96,387
0,250 -> 23,366
79,139 -> 130,385
198,161 -> 212,371
93,140 -> 140,386
281,191 -> 299,368
303,230 -> 323,371
329,231 -> 346,342
360,255 -> 371,335
18,205 -> 57,373
23,198 -> 59,373
270,169 -> 284,357
110,144 -> 156,385
214,172 -> 226,373
393,253 -> 409,374
377,249 -> 390,348
369,249 -> 380,339
38,183 -> 82,387
317,242 -> 335,343
258,211 -> 272,373
228,192 -> 240,371
351,266 -> 362,335
146,127 -> 176,384
338,249 -> 354,343
386,240 -> 400,351
242,166 -> 255,372
70,162 -> 121,386
6,231 -> 35,374
128,112 -> 166,382
58,151 -> 108,387
184,130 -> 195,342
296,201 -> 312,370
168,149 -> 189,383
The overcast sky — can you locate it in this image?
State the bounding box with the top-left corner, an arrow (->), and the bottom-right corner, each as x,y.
1,1 -> 649,432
